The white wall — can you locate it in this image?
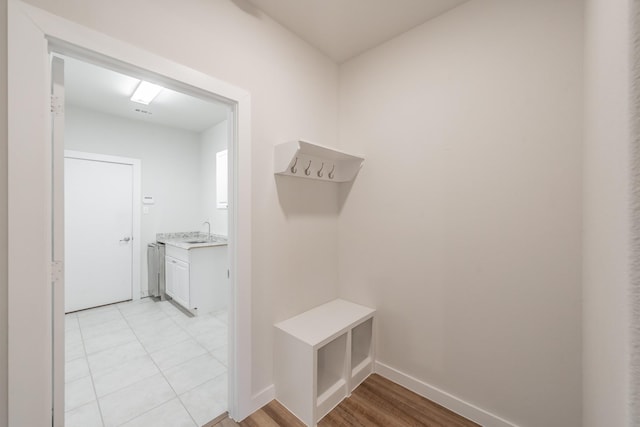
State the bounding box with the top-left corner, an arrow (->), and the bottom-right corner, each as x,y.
337,1 -> 583,426
23,0 -> 341,396
583,0 -> 631,425
200,120 -> 229,237
65,106 -> 205,295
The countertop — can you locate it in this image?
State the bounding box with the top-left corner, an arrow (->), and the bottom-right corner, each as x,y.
156,232 -> 228,250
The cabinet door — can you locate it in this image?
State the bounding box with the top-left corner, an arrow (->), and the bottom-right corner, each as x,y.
165,256 -> 176,298
173,258 -> 190,308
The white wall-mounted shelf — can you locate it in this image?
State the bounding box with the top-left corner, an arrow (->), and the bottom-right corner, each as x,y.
274,140 -> 364,182
274,299 -> 375,426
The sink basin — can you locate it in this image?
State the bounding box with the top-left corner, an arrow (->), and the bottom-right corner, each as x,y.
184,240 -> 210,244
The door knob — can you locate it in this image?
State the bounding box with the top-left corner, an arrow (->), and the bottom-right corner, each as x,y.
120,237 -> 131,242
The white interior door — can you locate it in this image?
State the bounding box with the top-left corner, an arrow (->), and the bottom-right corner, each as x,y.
65,155 -> 134,312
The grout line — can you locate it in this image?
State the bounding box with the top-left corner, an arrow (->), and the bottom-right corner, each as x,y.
208,350 -> 227,368
73,308 -> 107,427
147,306 -> 229,426
64,299 -> 159,424
176,372 -> 229,427
83,337 -> 139,359
167,312 -> 229,426
70,302 -> 229,427
175,365 -> 228,397
111,303 -> 184,426
75,301 -> 167,424
80,322 -> 132,345
118,301 -> 204,427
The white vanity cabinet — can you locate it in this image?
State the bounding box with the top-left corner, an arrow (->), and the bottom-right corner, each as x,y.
165,255 -> 190,308
274,299 -> 375,426
164,243 -> 228,315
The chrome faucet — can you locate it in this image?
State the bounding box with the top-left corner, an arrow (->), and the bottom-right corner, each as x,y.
203,221 -> 211,239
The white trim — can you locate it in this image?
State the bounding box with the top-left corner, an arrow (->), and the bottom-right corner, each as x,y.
374,361 -> 519,427
8,3 -> 53,425
216,149 -> 229,209
64,150 -> 142,302
8,1 -> 253,424
251,385 -> 276,412
51,54 -> 65,427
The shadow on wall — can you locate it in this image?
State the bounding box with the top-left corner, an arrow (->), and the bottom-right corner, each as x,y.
275,175 -> 358,217
338,179 -> 356,214
229,0 -> 264,18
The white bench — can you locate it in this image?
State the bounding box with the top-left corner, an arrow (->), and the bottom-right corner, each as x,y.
274,299 -> 376,426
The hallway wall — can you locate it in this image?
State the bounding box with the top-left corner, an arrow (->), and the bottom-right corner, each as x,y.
337,1 -> 583,425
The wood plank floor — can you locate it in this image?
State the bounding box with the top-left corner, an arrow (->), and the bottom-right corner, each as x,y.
212,374 -> 480,427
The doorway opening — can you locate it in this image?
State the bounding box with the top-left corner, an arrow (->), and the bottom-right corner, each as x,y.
58,53 -> 234,427
8,6 -> 253,424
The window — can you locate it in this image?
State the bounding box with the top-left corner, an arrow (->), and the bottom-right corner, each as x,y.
216,149 -> 228,209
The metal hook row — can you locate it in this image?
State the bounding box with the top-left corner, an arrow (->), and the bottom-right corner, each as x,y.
290,157 -> 335,179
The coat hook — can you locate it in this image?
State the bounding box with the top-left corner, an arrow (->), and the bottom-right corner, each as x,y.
328,164 -> 335,179
304,160 -> 312,176
290,157 -> 298,174
317,162 -> 324,178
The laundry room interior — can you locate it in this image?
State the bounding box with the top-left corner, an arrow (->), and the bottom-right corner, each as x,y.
62,55 -> 232,426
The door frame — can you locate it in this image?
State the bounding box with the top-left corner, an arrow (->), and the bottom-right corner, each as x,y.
7,1 -> 253,425
64,150 -> 142,307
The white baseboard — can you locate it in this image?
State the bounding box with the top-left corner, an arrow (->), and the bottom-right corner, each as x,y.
250,384 -> 275,414
375,361 -> 519,427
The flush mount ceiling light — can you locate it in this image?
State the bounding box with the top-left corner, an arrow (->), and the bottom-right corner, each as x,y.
130,81 -> 163,105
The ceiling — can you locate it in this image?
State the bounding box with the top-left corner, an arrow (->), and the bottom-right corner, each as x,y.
246,0 -> 470,63
63,56 -> 229,133
63,1 -> 471,126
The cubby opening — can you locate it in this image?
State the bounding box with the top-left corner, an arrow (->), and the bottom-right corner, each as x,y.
317,333 -> 347,403
351,318 -> 373,375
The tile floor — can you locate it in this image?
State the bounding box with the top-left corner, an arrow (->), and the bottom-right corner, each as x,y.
65,297 -> 228,427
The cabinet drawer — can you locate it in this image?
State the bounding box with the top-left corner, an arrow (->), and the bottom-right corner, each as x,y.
166,244 -> 189,262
